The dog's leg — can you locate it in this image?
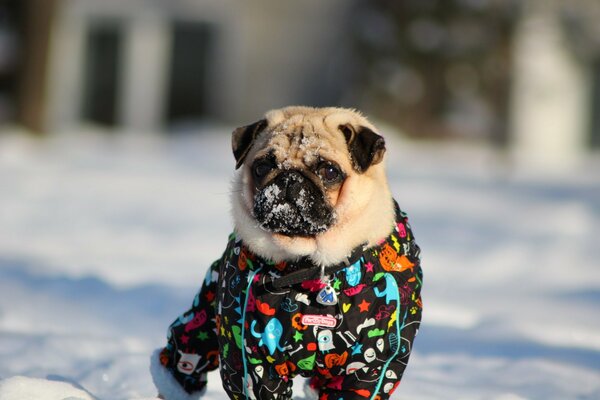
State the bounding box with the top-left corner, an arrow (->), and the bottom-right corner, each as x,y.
153,259 -> 222,398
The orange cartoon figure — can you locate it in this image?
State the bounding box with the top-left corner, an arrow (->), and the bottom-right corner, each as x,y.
238,247 -> 251,270
379,243 -> 414,273
274,361 -> 296,377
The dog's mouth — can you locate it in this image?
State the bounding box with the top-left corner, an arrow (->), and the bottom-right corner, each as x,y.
253,170 -> 335,237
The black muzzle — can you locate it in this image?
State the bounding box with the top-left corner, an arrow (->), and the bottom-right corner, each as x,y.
253,170 -> 335,236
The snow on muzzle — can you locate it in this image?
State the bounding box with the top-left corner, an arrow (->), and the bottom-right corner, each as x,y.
253,170 -> 335,236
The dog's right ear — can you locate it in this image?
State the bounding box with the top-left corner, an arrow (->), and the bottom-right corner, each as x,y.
232,119 -> 268,169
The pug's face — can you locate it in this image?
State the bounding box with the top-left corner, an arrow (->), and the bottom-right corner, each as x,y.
250,154 -> 338,237
230,106 -> 395,265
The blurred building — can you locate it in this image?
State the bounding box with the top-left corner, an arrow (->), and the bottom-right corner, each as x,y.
509,0 -> 600,168
1,0 -> 353,133
0,0 -> 598,168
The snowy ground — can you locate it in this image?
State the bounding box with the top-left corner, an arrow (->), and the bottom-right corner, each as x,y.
0,126 -> 599,399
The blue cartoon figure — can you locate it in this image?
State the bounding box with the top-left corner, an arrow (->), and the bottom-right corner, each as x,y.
250,318 -> 286,355
344,258 -> 363,287
374,273 -> 400,305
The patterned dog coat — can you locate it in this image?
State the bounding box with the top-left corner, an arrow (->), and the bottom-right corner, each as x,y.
153,202 -> 423,400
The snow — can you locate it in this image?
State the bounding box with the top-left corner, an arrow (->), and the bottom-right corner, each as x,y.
0,376 -> 95,400
1,127 -> 599,399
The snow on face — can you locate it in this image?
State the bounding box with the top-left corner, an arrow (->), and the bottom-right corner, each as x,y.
252,171 -> 335,236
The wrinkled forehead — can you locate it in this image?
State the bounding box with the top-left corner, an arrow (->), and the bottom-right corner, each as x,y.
267,117 -> 347,166
248,114 -> 349,169
268,115 -> 346,167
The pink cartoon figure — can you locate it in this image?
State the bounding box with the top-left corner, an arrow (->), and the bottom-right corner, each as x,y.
184,309 -> 208,332
397,222 -> 407,238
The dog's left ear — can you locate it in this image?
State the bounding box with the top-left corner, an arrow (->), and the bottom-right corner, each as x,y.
232,119 -> 268,169
339,124 -> 386,173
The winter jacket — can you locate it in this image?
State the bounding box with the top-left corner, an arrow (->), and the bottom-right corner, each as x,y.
151,202 -> 423,400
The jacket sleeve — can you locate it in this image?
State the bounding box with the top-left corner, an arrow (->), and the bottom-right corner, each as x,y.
151,257 -> 222,399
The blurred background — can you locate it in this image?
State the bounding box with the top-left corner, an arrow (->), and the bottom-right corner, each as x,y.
0,0 -> 599,168
1,1 -> 600,399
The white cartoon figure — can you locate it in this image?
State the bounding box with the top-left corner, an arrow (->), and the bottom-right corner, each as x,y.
317,329 -> 335,352
176,351 -> 201,375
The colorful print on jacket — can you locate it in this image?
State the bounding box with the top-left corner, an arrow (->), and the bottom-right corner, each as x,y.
158,202 -> 423,400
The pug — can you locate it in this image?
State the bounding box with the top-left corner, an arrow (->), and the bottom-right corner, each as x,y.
151,107 -> 423,400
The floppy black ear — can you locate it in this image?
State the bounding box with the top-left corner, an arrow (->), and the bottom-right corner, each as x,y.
339,124 -> 386,173
232,119 -> 268,169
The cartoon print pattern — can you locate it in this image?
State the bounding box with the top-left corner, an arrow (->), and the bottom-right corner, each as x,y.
160,202 -> 423,400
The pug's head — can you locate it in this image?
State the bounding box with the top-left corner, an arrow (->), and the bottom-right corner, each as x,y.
230,106 -> 395,266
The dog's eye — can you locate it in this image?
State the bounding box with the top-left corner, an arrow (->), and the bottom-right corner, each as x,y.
317,162 -> 344,185
253,159 -> 275,179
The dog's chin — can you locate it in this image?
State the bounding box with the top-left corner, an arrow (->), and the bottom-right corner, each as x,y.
265,228 -> 358,267
269,230 -> 318,239
268,231 -> 322,257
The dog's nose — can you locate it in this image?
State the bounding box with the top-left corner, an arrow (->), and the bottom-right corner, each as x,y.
283,171 -> 305,201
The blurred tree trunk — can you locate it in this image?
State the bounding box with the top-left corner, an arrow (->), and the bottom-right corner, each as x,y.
17,0 -> 58,133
